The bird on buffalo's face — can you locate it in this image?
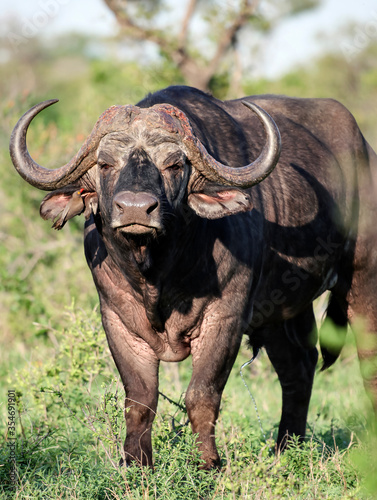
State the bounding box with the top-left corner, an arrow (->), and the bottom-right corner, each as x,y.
52,188 -> 85,230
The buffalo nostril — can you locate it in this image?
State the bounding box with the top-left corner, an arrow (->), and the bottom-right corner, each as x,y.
146,200 -> 158,215
115,202 -> 124,214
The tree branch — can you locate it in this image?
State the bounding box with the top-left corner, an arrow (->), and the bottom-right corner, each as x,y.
178,0 -> 198,51
103,0 -> 259,91
104,0 -> 173,53
204,0 -> 259,82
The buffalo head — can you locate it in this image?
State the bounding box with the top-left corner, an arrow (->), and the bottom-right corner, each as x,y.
9,100 -> 281,244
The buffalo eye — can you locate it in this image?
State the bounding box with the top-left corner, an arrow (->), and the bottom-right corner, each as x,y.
164,160 -> 184,173
162,152 -> 185,173
166,164 -> 182,172
98,162 -> 112,171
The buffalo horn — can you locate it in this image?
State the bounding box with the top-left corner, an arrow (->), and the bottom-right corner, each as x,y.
186,101 -> 281,188
9,100 -> 95,191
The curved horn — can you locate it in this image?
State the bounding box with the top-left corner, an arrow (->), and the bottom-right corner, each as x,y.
9,100 -> 95,191
186,101 -> 281,188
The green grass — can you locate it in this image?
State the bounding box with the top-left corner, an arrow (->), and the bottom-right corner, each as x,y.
1,307 -> 376,499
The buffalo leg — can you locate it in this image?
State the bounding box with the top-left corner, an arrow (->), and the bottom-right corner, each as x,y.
349,266 -> 377,414
101,307 -> 159,466
264,307 -> 318,450
186,320 -> 243,469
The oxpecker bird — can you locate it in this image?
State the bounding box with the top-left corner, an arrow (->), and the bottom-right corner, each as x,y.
52,188 -> 85,229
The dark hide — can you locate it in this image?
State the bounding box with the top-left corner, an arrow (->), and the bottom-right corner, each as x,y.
37,86 -> 377,469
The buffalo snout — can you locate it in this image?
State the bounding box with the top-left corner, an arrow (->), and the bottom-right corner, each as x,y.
111,191 -> 161,234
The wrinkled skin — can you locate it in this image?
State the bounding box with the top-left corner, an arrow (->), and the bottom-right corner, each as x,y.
16,86 -> 377,469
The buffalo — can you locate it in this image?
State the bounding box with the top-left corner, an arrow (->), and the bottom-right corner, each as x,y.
9,85 -> 377,469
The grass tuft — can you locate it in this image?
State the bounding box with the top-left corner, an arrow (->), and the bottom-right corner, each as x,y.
1,307 -> 376,498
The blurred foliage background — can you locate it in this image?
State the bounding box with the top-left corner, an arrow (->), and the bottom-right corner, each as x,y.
1,0 -> 377,496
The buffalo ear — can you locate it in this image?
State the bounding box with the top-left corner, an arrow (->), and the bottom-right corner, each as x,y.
40,187 -> 78,222
187,184 -> 251,219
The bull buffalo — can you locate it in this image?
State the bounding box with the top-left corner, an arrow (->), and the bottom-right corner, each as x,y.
9,85 -> 377,469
